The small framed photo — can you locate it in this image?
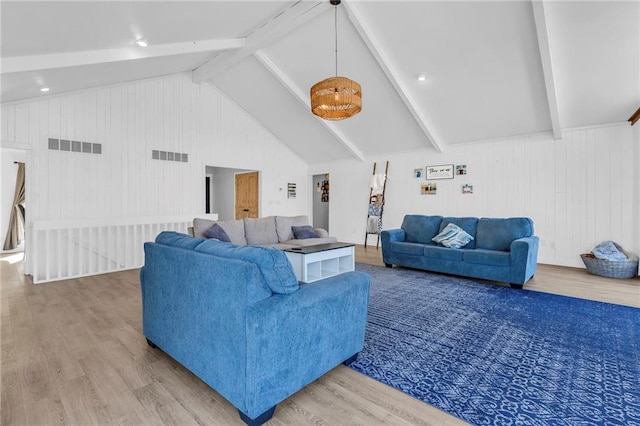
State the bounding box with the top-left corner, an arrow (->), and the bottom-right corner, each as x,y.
421,182 -> 437,195
287,183 -> 296,198
456,165 -> 467,175
462,184 -> 473,194
414,168 -> 423,178
426,164 -> 454,180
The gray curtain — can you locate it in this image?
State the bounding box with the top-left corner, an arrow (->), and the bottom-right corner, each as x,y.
3,162 -> 25,250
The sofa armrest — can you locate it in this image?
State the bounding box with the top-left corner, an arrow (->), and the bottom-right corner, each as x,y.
510,236 -> 539,284
381,229 -> 406,244
244,271 -> 370,418
380,229 -> 407,266
313,227 -> 329,238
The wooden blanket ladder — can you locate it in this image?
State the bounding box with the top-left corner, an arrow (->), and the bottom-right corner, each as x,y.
365,161 -> 389,249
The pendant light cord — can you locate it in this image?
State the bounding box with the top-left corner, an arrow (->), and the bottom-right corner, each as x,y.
334,3 -> 338,77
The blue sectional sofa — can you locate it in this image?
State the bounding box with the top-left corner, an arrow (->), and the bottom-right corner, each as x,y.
140,232 -> 371,425
381,215 -> 539,288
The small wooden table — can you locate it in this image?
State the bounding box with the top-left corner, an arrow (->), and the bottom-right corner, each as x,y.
284,242 -> 355,283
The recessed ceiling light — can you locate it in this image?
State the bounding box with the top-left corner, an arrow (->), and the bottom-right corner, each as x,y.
134,39 -> 148,47
40,87 -> 50,92
417,73 -> 428,82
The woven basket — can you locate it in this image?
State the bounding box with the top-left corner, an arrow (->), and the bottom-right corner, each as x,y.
580,252 -> 639,279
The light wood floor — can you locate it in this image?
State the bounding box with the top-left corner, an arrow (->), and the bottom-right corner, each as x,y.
1,247 -> 638,425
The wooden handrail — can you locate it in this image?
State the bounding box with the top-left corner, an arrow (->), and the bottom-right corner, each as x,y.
628,106 -> 640,126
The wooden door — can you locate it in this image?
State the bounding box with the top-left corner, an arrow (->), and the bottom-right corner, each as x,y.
235,172 -> 259,219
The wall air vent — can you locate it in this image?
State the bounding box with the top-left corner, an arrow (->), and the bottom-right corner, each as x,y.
152,150 -> 188,163
48,138 -> 102,154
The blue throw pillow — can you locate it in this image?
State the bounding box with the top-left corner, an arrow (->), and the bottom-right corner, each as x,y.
203,223 -> 231,242
291,225 -> 319,239
432,223 -> 474,249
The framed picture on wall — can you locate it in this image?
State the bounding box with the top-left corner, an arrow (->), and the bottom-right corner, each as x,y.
421,182 -> 437,195
426,164 -> 454,180
287,183 -> 296,198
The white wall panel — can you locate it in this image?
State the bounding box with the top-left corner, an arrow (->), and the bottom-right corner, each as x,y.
2,73 -> 309,221
2,73 -> 309,279
310,123 -> 637,268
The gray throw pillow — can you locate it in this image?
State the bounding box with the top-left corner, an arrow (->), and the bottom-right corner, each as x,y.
292,225 -> 319,239
203,224 -> 231,242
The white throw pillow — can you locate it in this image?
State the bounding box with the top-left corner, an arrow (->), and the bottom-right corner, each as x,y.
432,223 -> 474,249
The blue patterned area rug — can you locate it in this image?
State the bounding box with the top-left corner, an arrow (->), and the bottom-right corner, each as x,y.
348,263 -> 640,426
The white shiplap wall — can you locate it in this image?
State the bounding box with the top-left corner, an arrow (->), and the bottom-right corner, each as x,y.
1,73 -> 309,278
310,123 -> 638,268
1,74 -> 309,221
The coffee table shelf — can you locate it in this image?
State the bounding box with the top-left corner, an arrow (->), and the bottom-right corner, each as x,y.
284,243 -> 355,283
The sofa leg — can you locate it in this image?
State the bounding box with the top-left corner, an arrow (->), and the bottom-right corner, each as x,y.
146,338 -> 157,348
343,353 -> 358,366
384,263 -> 392,268
510,283 -> 523,290
238,406 -> 276,426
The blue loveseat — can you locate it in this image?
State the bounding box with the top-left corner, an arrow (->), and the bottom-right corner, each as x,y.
140,232 -> 370,425
381,215 -> 539,288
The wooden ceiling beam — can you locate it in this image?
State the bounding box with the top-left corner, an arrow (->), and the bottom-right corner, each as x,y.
192,1 -> 327,84
253,49 -> 365,162
342,1 -> 444,153
2,38 -> 245,74
532,0 -> 563,140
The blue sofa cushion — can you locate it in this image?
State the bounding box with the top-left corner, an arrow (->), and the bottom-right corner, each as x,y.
464,249 -> 511,266
476,218 -> 534,251
195,239 -> 299,294
389,242 -> 427,256
423,245 -> 464,261
203,223 -> 231,242
401,215 -> 443,244
432,223 -> 474,249
441,217 -> 478,249
156,231 -> 205,249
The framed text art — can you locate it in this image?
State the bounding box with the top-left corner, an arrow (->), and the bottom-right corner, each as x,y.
426,164 -> 454,180
287,183 -> 296,198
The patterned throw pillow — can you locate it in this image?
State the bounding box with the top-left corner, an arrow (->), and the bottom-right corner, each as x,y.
203,223 -> 231,242
291,225 -> 319,239
432,223 -> 474,249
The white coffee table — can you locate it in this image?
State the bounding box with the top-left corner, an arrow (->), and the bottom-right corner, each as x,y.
284,242 -> 355,283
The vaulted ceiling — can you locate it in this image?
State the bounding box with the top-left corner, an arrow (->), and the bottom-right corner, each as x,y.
2,1 -> 638,164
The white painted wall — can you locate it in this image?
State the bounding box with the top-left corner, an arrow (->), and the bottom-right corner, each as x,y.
1,73 -> 309,272
310,123 -> 638,268
0,148 -> 27,251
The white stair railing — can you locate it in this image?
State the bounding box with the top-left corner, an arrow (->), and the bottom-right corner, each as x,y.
26,216 -> 193,284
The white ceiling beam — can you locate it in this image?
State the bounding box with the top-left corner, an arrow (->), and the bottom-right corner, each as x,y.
343,1 -> 444,153
192,1 -> 327,84
532,0 -> 563,140
2,38 -> 246,74
253,49 -> 365,162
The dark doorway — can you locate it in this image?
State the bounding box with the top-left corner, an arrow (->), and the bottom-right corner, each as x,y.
205,176 -> 211,214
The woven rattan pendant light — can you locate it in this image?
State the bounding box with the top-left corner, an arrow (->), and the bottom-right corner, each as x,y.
310,0 -> 362,120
